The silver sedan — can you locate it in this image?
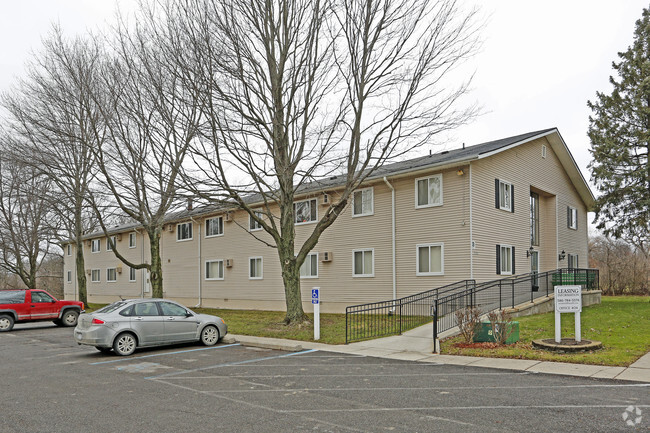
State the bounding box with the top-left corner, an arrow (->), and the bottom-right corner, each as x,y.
74,299 -> 228,356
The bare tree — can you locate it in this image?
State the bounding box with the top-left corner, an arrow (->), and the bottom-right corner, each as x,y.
172,0 -> 480,323
86,5 -> 204,298
1,27 -> 103,304
589,236 -> 649,295
0,152 -> 59,290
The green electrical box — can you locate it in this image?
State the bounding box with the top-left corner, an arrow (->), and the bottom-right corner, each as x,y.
473,321 -> 519,344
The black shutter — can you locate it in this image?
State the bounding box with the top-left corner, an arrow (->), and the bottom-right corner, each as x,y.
510,184 -> 514,213
575,209 -> 578,230
512,246 -> 516,274
496,244 -> 501,275
495,179 -> 500,209
567,206 -> 571,228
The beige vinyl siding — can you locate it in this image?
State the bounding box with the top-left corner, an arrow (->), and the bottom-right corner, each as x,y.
470,137 -> 588,281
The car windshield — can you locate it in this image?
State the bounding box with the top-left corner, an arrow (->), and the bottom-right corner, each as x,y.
95,301 -> 128,314
0,291 -> 25,303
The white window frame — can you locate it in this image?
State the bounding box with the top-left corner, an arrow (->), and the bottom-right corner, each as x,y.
300,252 -> 319,279
568,254 -> 579,269
498,180 -> 513,212
542,144 -> 547,158
177,222 -> 193,241
205,217 -> 224,238
352,249 -> 374,277
415,174 -> 443,209
205,259 -> 225,280
67,244 -> 71,256
106,235 -> 116,252
249,256 -> 263,280
106,268 -> 117,282
67,270 -> 72,283
249,210 -> 263,232
91,269 -> 101,283
293,198 -> 318,225
352,187 -> 374,217
416,243 -> 444,276
91,239 -> 101,253
129,232 -> 136,249
568,206 -> 578,230
129,267 -> 136,282
499,244 -> 513,275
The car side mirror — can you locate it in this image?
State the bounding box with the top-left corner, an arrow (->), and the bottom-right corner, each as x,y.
185,312 -> 193,317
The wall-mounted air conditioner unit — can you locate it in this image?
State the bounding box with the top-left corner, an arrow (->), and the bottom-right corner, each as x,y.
116,267 -> 122,274
322,193 -> 330,205
321,251 -> 333,262
225,259 -> 234,268
116,234 -> 122,241
87,240 -> 92,247
224,212 -> 233,222
86,269 -> 91,275
168,225 -> 174,232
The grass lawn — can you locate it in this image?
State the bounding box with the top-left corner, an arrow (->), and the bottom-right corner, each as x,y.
85,303 -> 348,344
440,296 -> 650,366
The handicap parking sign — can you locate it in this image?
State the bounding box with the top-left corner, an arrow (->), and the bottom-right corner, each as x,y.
311,288 -> 319,304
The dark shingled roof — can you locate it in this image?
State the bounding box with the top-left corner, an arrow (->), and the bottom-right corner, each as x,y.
81,128 -> 558,239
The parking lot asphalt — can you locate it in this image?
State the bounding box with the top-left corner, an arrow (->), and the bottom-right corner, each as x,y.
1,323 -> 648,433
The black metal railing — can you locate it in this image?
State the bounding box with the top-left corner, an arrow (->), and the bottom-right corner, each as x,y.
431,268 -> 599,343
345,280 -> 475,343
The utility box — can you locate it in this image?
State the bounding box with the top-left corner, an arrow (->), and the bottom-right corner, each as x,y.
473,321 -> 519,344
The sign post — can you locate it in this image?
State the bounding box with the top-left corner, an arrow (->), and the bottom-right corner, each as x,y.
312,287 -> 320,341
554,285 -> 582,343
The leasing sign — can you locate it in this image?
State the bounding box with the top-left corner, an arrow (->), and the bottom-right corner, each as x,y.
554,285 -> 582,313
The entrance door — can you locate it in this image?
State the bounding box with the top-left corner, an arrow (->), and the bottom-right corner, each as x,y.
530,251 -> 539,291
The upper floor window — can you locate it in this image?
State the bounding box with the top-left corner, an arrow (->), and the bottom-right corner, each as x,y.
352,188 -> 374,217
129,232 -> 136,248
107,236 -> 116,252
206,217 -> 224,237
250,210 -> 263,231
567,206 -> 577,230
495,179 -> 514,212
416,243 -> 444,276
294,198 -> 317,224
416,174 -> 442,208
67,244 -> 71,256
300,253 -> 318,278
177,222 -> 193,241
91,239 -> 101,253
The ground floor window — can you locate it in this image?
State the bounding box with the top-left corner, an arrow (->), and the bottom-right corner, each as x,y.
300,253 -> 318,278
497,244 -> 514,275
67,270 -> 72,283
91,269 -> 100,282
129,267 -> 136,282
249,257 -> 263,279
206,260 -> 225,280
568,254 -> 579,269
107,268 -> 117,282
416,243 -> 444,275
353,249 -> 374,277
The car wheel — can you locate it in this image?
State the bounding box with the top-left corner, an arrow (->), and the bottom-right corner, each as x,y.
95,347 -> 112,354
0,314 -> 14,332
113,333 -> 137,356
200,325 -> 220,346
61,310 -> 79,327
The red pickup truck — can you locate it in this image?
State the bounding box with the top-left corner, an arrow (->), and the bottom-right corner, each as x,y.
0,289 -> 85,332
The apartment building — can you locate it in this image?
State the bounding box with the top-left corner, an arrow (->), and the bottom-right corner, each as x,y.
63,128 -> 593,313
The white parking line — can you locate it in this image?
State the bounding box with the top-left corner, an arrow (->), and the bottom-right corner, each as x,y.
89,343 -> 240,365
160,372 -> 529,379
282,404 -> 650,413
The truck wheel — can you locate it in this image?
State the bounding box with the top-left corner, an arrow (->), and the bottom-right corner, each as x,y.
0,314 -> 14,332
60,310 -> 79,327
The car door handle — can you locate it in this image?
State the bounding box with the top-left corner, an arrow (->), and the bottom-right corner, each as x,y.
134,317 -> 144,321
166,317 -> 175,320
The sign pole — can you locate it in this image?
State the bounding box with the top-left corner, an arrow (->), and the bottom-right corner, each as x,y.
575,311 -> 581,343
555,310 -> 561,343
312,287 -> 320,341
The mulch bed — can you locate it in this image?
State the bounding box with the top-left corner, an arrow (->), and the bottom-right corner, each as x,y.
453,342 -> 507,349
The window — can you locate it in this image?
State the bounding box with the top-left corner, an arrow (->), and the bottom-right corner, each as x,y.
133,302 -> 160,316
31,291 -> 55,303
67,270 -> 72,283
107,236 -> 116,251
530,192 -> 539,246
129,232 -> 136,248
294,198 -> 317,224
496,244 -> 515,275
91,239 -> 101,253
206,217 -> 224,237
107,268 -> 117,282
91,269 -> 101,282
159,301 -> 188,316
67,244 -> 71,256
300,253 -> 318,278
542,144 -> 547,158
206,260 -> 224,280
177,222 -> 193,241
249,257 -> 263,279
353,249 -> 374,277
415,174 -> 442,208
249,211 -> 263,231
495,179 -> 514,212
352,188 -> 373,217
567,206 -> 577,230
568,254 -> 579,269
416,243 -> 444,276
129,267 -> 136,282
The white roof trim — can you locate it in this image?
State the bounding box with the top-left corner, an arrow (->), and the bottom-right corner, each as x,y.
477,130 -> 558,160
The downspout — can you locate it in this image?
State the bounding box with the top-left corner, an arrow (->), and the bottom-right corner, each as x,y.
191,217 -> 202,308
138,229 -> 144,298
383,177 -> 396,302
469,163 -> 473,280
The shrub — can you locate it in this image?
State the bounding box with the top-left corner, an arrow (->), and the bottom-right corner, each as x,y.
455,306 -> 481,343
487,309 -> 515,345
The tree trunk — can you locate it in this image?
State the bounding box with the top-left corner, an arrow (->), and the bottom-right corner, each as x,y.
149,227 -> 164,298
75,237 -> 87,305
280,253 -> 308,324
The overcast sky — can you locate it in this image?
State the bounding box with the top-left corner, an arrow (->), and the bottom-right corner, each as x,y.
0,0 -> 647,198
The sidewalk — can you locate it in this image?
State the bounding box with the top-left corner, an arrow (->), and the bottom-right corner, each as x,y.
225,322 -> 650,383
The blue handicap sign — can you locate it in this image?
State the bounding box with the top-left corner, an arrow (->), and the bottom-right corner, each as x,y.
311,289 -> 319,304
